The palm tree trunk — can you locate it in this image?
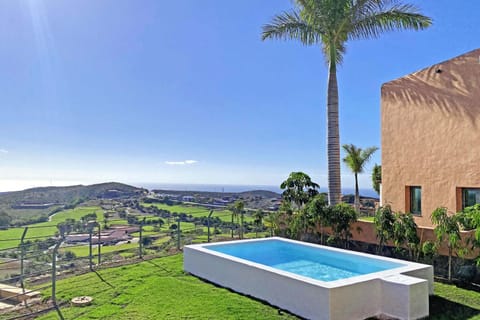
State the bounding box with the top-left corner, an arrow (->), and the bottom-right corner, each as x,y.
327,58 -> 341,205
354,172 -> 360,212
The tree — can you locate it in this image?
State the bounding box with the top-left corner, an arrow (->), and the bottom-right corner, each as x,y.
372,164 -> 382,195
431,207 -> 464,281
374,205 -> 395,254
265,211 -> 280,237
228,200 -> 245,239
252,209 -> 264,238
280,172 -> 319,209
305,194 -> 329,244
0,211 -> 12,228
461,204 -> 480,265
262,0 -> 431,206
103,211 -> 110,229
328,203 -> 357,248
63,250 -> 76,261
393,212 -> 419,260
342,144 -> 378,212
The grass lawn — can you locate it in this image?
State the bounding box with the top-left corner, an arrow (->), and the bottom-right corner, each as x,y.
30,253 -> 480,320
358,216 -> 375,222
141,203 -> 246,222
430,282 -> 480,319
60,242 -> 140,258
0,207 -> 102,250
36,254 -> 297,320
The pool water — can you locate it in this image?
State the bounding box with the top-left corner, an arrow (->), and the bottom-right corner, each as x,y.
207,239 -> 405,282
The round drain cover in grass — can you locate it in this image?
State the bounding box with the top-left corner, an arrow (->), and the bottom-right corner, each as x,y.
71,296 -> 93,307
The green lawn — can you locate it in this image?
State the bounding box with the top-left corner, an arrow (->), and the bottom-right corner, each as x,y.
0,207 -> 102,250
60,242 -> 140,258
35,254 -> 297,320
430,282 -> 480,319
358,216 -> 375,222
30,254 -> 480,320
141,203 -> 247,222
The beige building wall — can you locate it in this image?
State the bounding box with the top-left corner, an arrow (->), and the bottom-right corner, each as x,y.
381,49 -> 480,227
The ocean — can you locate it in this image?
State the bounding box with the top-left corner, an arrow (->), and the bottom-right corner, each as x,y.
135,183 -> 379,198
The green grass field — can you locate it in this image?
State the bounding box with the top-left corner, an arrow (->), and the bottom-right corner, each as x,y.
358,216 -> 375,222
31,254 -> 480,320
0,206 -> 102,250
141,202 -> 248,222
60,242 -> 140,258
36,254 -> 297,320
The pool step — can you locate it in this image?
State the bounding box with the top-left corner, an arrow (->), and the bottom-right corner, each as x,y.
380,274 -> 429,320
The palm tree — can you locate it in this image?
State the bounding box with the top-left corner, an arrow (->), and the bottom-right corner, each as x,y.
342,144 -> 378,212
262,0 -> 431,206
229,200 -> 245,239
252,209 -> 264,238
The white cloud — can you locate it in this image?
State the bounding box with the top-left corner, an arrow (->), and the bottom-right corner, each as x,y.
165,160 -> 198,166
0,149 -> 8,154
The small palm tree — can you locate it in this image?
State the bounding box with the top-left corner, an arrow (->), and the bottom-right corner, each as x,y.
342,144 -> 378,212
252,209 -> 264,238
262,0 -> 431,206
229,200 -> 245,239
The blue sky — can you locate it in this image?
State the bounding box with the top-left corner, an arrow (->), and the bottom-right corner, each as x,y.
0,0 -> 478,192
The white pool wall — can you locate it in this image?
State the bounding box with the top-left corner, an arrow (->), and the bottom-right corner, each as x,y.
184,237 -> 433,320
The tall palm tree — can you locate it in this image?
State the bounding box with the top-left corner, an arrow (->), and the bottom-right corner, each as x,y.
342,144 -> 378,212
262,0 -> 431,205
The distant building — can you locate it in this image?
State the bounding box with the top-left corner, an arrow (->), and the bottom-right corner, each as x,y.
11,203 -> 57,209
64,225 -> 139,244
381,48 -> 480,227
213,199 -> 230,206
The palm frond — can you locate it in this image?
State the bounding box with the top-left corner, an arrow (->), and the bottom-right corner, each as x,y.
360,146 -> 379,166
342,144 -> 378,174
261,10 -> 323,45
348,1 -> 432,40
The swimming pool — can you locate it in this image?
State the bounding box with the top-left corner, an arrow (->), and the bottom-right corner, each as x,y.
207,239 -> 405,282
184,237 -> 433,320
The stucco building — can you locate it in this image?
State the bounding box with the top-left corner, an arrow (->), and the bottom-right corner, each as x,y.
381,48 -> 480,227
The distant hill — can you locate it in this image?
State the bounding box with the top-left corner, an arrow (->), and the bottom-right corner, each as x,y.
0,182 -> 146,206
151,189 -> 281,199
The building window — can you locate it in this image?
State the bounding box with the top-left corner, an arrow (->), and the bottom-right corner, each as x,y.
462,188 -> 480,209
409,186 -> 422,215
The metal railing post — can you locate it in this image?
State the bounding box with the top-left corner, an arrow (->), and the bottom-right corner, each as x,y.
20,227 -> 29,306
176,219 -> 181,250
139,218 -> 145,259
52,240 -> 65,320
89,227 -> 93,271
97,223 -> 101,265
207,210 -> 213,243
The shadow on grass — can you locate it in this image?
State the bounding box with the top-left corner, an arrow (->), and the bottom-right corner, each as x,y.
144,259 -> 174,275
428,296 -> 480,320
93,270 -> 115,288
